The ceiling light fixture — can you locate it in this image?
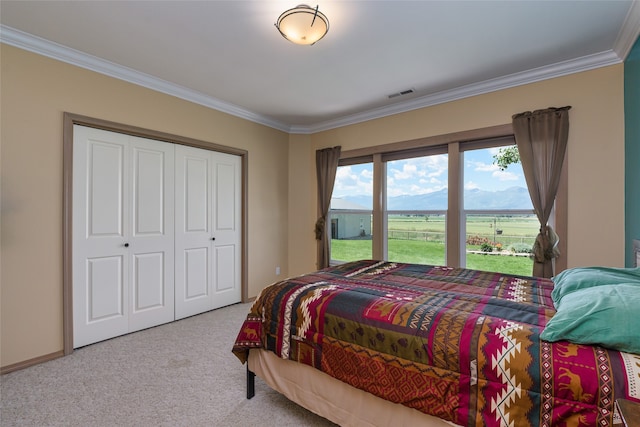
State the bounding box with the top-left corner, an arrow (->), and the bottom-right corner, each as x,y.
275,4 -> 329,46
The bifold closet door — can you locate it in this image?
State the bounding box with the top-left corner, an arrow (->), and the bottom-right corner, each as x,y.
72,126 -> 175,348
174,145 -> 241,320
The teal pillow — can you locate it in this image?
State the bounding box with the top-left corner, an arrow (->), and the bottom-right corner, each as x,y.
551,266 -> 640,304
541,283 -> 640,353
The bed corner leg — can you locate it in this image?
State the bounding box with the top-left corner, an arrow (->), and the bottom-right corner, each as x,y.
247,365 -> 255,399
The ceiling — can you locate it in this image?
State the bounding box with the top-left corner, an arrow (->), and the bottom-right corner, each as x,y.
1,1 -> 639,133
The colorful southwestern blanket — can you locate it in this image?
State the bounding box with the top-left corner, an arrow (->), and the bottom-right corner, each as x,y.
232,260 -> 640,426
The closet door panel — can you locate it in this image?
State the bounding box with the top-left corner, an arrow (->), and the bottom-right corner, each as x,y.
128,137 -> 175,332
73,126 -> 130,348
74,255 -> 129,347
183,248 -> 209,298
133,149 -> 165,235
214,245 -> 235,292
89,142 -> 125,236
175,145 -> 214,319
215,162 -> 236,230
87,256 -> 125,320
185,157 -> 209,232
132,252 -> 165,310
211,152 -> 242,309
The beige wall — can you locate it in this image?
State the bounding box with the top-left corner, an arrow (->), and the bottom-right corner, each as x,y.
289,64 -> 626,273
0,45 -> 290,368
287,133 -> 316,277
1,44 -> 626,370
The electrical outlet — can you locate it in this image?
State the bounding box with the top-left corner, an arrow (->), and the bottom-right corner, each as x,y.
276,266 -> 281,275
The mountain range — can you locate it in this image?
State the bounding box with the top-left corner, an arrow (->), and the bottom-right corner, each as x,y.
336,186 -> 533,210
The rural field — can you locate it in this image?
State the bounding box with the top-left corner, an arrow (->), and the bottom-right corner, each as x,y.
331,214 -> 538,276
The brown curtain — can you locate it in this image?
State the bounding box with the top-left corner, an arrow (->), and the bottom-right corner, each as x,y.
513,106 -> 571,278
315,146 -> 341,269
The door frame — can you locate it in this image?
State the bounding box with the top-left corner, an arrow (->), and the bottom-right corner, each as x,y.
62,112 -> 249,356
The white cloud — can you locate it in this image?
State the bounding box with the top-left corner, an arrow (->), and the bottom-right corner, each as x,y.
472,161 -> 499,173
386,155 -> 448,195
465,181 -> 480,190
334,165 -> 373,196
492,169 -> 519,181
391,163 -> 418,180
334,149 -> 525,199
335,166 -> 356,183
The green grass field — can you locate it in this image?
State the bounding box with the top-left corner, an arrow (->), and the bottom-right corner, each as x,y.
331,239 -> 534,276
331,214 -> 538,276
386,214 -> 537,245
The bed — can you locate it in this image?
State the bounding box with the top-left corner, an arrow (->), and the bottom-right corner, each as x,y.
232,260 -> 640,426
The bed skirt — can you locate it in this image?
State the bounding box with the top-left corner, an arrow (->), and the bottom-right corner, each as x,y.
248,348 -> 458,427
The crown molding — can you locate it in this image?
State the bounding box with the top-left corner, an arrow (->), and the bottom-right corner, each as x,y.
613,0 -> 640,60
299,49 -> 622,134
0,25 -> 292,133
1,22 -> 632,135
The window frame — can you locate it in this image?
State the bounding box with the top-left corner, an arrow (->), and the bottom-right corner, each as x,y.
459,142 -> 534,269
331,124 -> 568,273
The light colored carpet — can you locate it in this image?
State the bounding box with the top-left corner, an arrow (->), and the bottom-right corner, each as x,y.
0,302 -> 338,426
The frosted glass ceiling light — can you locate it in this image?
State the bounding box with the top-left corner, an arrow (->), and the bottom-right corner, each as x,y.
275,4 -> 329,45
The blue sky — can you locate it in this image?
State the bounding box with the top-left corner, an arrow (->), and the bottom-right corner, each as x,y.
333,146 -> 527,198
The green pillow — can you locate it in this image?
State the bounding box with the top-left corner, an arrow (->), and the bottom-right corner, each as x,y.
541,283 -> 640,353
551,266 -> 640,304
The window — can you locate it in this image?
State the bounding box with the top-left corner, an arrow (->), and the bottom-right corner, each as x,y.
462,146 -> 534,276
330,162 -> 373,262
328,125 -> 551,275
386,154 -> 448,266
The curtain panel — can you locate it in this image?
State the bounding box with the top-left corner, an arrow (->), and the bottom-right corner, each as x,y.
513,106 -> 571,278
315,146 -> 341,269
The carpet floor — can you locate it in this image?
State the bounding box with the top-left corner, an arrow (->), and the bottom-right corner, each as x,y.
1,302 -> 337,426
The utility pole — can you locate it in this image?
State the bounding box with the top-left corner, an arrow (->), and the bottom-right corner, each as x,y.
493,217 -> 496,243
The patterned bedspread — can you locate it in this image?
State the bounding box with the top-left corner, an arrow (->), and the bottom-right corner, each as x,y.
232,260 -> 640,426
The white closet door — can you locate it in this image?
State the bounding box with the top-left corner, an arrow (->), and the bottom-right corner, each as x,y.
175,145 -> 213,319
127,136 -> 175,332
73,127 -> 131,348
73,126 -> 175,347
175,146 -> 241,319
210,151 -> 242,309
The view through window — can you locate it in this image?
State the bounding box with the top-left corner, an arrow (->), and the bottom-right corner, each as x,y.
330,141 -> 536,276
386,154 -> 448,266
330,162 -> 373,262
462,147 -> 535,276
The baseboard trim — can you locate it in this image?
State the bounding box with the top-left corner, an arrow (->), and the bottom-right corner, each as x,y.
1,350 -> 65,375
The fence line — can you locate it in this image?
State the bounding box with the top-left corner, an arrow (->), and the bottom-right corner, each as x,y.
386,229 -> 535,246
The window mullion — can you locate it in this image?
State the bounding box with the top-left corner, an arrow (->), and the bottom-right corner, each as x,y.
372,154 -> 385,260
447,142 -> 461,267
